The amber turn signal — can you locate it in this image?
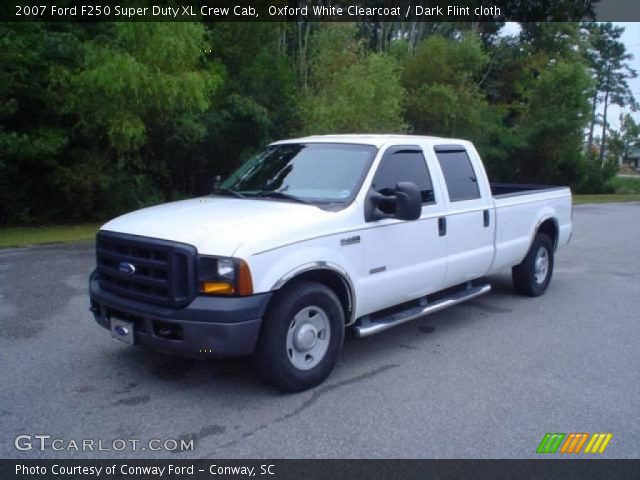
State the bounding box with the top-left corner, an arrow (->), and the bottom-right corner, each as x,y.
200,282 -> 234,294
236,259 -> 253,296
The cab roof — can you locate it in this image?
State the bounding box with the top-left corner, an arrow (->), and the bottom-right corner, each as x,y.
270,134 -> 468,149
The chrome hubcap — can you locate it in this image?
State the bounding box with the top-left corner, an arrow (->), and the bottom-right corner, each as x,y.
534,247 -> 549,284
286,306 -> 330,371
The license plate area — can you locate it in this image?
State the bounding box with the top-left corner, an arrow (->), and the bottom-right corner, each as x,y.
110,316 -> 136,345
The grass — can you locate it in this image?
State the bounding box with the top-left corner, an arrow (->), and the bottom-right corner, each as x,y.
606,175 -> 640,194
573,194 -> 640,205
573,175 -> 640,205
0,223 -> 101,249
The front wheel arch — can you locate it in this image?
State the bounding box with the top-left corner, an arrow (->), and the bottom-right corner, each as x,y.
271,265 -> 355,325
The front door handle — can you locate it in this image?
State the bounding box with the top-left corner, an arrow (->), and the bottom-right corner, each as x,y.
438,217 -> 447,236
483,209 -> 490,227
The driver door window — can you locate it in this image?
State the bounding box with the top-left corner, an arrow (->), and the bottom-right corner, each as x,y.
371,148 -> 435,214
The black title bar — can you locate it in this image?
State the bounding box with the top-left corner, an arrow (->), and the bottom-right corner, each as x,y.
2,0 -> 640,22
2,459 -> 640,480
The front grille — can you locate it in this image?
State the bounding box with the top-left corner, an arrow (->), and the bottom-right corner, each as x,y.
96,231 -> 197,307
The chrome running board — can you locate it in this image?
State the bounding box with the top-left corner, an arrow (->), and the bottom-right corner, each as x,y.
354,284 -> 491,338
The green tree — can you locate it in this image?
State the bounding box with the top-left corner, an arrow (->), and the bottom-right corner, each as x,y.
608,113 -> 640,165
0,22 -> 223,224
298,24 -> 406,134
1,19 -> 626,224
202,22 -> 298,179
53,22 -> 222,217
582,22 -> 638,164
65,25 -> 218,169
0,22 -> 83,223
517,60 -> 593,184
478,23 -> 595,187
402,34 -> 494,142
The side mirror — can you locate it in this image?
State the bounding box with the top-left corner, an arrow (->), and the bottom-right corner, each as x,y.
394,182 -> 422,220
365,182 -> 422,222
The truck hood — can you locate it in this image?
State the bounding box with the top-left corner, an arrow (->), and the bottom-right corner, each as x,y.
101,197 -> 335,257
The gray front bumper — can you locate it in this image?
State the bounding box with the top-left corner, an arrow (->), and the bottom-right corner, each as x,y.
89,271 -> 272,358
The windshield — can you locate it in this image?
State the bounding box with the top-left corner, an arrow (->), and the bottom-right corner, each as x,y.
219,143 -> 377,204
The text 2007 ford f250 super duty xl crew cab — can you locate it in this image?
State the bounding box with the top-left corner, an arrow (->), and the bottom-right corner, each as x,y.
89,135 -> 572,391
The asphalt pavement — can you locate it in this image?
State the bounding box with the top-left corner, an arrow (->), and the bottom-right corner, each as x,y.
1,203 -> 639,459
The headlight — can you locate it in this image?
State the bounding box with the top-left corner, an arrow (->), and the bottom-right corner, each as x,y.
196,255 -> 253,296
217,258 -> 235,277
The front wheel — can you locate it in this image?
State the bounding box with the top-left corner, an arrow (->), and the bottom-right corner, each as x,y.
254,281 -> 345,392
512,233 -> 554,297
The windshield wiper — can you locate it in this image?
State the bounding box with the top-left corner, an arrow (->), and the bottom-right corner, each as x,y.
250,190 -> 313,205
211,187 -> 247,199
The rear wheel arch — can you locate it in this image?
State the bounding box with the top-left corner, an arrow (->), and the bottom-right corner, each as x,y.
537,217 -> 559,251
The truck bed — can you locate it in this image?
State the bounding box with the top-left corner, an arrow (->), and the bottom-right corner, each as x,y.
490,183 -> 566,199
488,183 -> 572,274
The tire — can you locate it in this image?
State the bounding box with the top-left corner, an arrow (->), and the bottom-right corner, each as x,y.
512,233 -> 554,297
254,280 -> 345,392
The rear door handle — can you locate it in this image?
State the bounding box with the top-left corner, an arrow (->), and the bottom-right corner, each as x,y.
483,210 -> 490,227
438,217 -> 447,236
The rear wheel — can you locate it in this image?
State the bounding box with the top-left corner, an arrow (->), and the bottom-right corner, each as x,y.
512,233 -> 554,297
254,281 -> 344,392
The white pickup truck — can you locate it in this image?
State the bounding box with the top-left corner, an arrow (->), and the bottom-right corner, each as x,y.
89,135 -> 572,391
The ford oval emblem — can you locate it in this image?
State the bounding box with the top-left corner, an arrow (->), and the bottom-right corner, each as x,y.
118,262 -> 136,275
114,325 -> 128,336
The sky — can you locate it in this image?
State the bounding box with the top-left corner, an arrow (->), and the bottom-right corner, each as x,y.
501,22 -> 640,131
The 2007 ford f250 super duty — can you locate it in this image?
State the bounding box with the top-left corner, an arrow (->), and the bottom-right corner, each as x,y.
89,135 -> 572,391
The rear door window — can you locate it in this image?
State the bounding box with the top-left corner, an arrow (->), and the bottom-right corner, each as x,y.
434,147 -> 481,202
